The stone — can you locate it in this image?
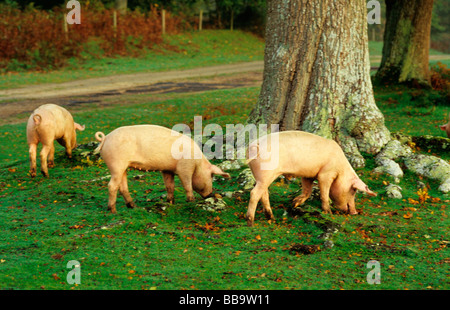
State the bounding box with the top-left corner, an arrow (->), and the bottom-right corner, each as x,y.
385,184 -> 403,199
373,158 -> 404,181
237,168 -> 256,190
404,154 -> 450,193
197,197 -> 227,212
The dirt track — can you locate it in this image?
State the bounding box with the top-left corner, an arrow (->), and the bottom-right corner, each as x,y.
1,55 -> 449,126
0,61 -> 264,125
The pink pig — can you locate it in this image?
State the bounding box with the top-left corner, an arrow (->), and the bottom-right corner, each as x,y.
245,131 -> 377,226
27,104 -> 85,178
439,113 -> 450,138
94,125 -> 230,214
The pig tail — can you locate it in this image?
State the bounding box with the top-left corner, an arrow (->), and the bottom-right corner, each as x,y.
94,132 -> 106,153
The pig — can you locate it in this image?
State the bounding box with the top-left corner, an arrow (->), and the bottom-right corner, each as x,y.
439,113 -> 450,138
245,131 -> 377,226
27,104 -> 85,178
94,125 -> 230,214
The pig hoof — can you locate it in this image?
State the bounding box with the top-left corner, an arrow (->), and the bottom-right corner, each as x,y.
126,202 -> 136,209
48,161 -> 55,168
186,197 -> 195,202
41,171 -> 49,178
29,170 -> 36,178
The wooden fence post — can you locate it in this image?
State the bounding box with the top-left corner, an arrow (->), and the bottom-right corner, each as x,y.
162,9 -> 166,35
113,10 -> 117,38
199,10 -> 203,31
63,14 -> 69,42
230,10 -> 234,31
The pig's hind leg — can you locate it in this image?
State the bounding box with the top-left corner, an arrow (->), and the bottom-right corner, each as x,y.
39,143 -> 52,177
119,171 -> 136,209
292,177 -> 314,208
107,165 -> 128,214
162,171 -> 175,204
261,190 -> 275,222
29,143 -> 38,178
48,143 -> 55,168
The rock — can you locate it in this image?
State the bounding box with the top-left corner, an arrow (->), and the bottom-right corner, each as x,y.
222,191 -> 234,199
237,168 -> 256,190
385,184 -> 403,199
373,158 -> 403,181
404,154 -> 450,193
375,139 -> 412,164
438,178 -> 450,193
391,132 -> 413,145
216,160 -> 241,171
373,140 -> 413,182
197,197 -> 227,212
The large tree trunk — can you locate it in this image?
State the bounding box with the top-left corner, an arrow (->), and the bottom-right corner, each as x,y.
248,0 -> 390,168
375,0 -> 434,87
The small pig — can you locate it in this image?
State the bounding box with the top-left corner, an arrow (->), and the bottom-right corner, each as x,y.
94,125 -> 230,213
439,113 -> 450,138
27,104 -> 85,178
245,131 -> 377,226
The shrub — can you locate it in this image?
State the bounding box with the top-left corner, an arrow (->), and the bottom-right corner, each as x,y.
0,5 -> 184,71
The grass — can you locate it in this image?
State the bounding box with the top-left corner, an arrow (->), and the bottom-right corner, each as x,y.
0,83 -> 449,290
0,30 -> 264,90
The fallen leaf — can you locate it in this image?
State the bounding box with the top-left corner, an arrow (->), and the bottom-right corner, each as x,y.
403,212 -> 413,219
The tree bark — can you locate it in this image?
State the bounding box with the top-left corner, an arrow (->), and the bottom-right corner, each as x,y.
375,0 -> 434,86
248,0 -> 390,168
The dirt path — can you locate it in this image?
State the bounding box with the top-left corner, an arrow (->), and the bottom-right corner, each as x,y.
0,62 -> 264,125
0,61 -> 264,101
1,54 -> 449,126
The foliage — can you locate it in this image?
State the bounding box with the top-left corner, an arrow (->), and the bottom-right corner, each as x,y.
0,5 -> 183,71
0,84 -> 448,290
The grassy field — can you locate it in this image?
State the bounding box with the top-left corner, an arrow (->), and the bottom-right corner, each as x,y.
0,30 -> 265,90
0,83 -> 449,290
1,29 -> 448,90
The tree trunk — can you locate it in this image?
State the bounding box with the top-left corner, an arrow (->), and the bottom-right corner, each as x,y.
375,0 -> 434,86
248,0 -> 390,168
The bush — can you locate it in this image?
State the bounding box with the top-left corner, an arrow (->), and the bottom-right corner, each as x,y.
0,5 -> 184,71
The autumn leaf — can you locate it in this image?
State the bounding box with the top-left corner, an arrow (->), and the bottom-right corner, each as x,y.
403,212 -> 413,219
255,235 -> 261,241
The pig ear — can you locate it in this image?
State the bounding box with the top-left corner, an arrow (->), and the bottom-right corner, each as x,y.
211,165 -> 231,179
352,178 -> 377,197
75,123 -> 85,131
440,124 -> 447,131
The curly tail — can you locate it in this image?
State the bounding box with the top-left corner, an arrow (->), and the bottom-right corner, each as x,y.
94,132 -> 106,154
33,114 -> 42,126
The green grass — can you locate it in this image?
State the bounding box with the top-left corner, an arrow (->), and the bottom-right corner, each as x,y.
0,30 -> 264,90
0,85 -> 449,290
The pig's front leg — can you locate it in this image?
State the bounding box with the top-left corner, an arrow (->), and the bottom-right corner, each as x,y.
318,174 -> 334,214
178,173 -> 195,202
162,171 -> 175,204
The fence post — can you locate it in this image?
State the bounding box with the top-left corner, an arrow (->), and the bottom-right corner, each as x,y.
162,9 -> 166,35
230,10 -> 233,31
199,10 -> 203,31
63,14 -> 69,42
113,10 -> 117,38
